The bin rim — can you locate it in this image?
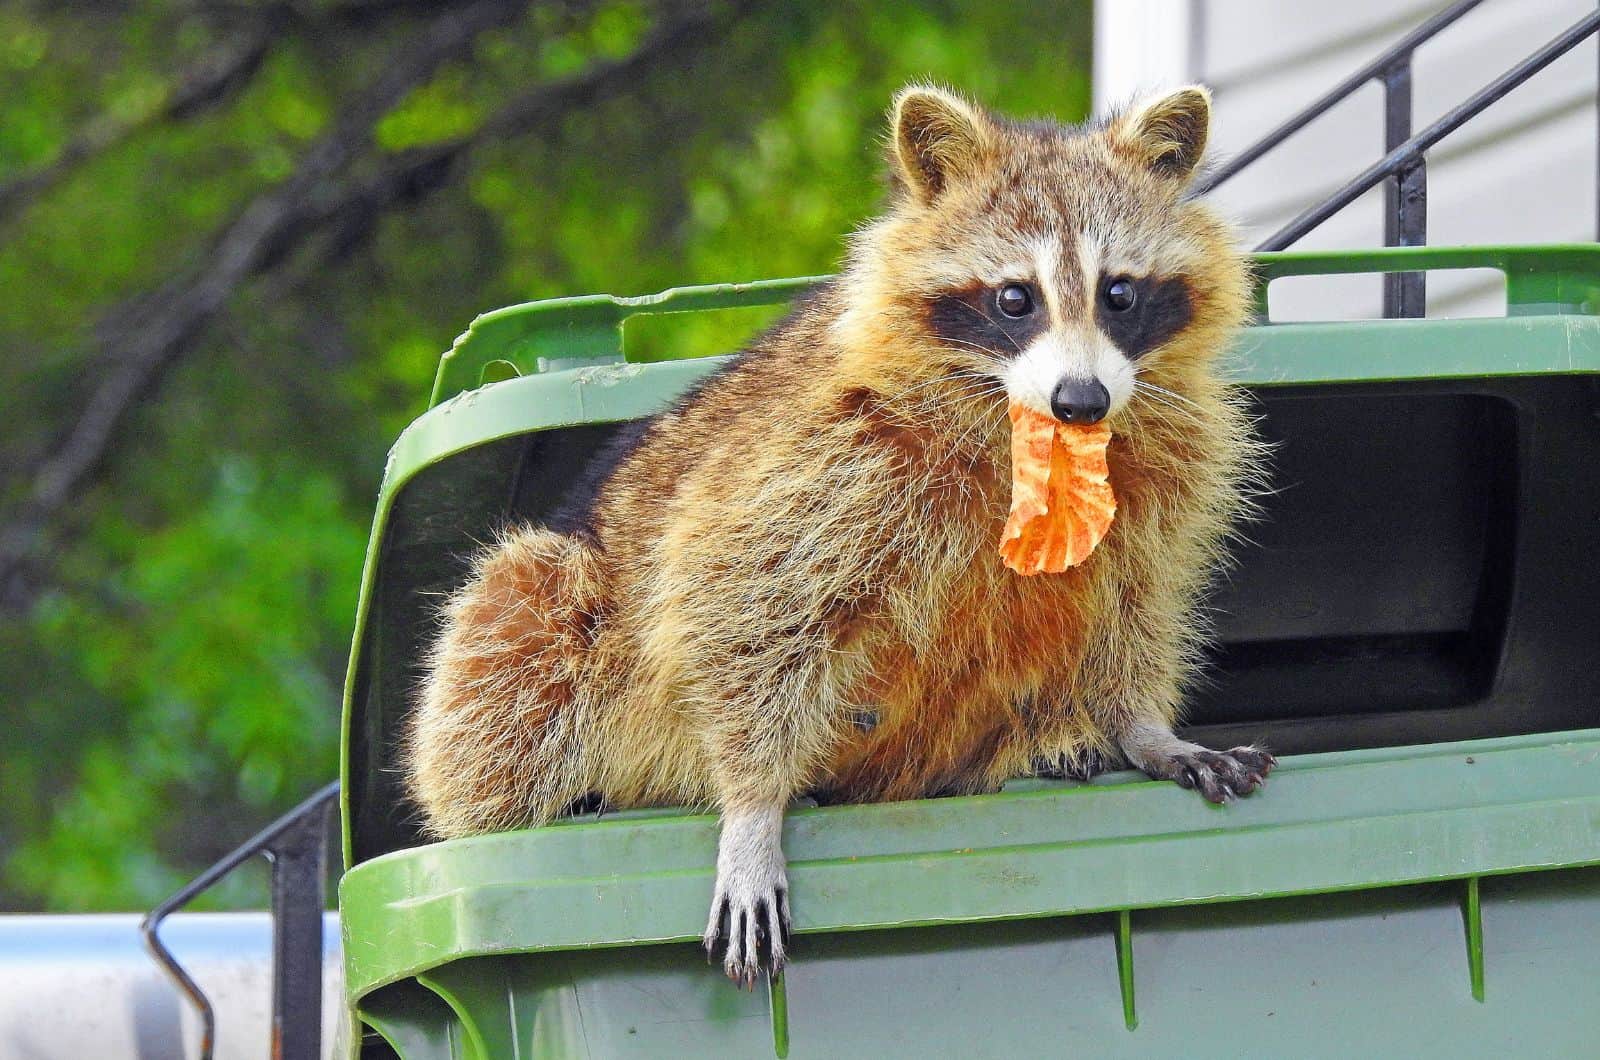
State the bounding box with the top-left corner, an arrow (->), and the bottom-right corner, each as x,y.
338,728 -> 1600,999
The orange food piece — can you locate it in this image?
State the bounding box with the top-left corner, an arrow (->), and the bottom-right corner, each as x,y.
998,403 -> 1117,575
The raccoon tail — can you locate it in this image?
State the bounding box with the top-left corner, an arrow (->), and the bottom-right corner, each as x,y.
407,525 -> 607,838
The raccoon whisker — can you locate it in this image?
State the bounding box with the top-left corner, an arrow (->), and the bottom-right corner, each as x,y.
931,352 -> 1011,382
1132,378 -> 1186,401
1130,380 -> 1176,403
863,377 -> 968,410
939,370 -> 1004,393
946,398 -> 1007,455
1137,389 -> 1203,417
888,386 -> 992,417
942,371 -> 1005,394
940,384 -> 1010,418
1129,403 -> 1204,440
879,370 -> 1003,408
1132,381 -> 1204,422
916,367 -> 993,392
940,366 -> 1009,398
1132,387 -> 1187,416
1133,379 -> 1205,411
1133,400 -> 1203,433
940,297 -> 1024,354
935,336 -> 1011,364
963,390 -> 1010,410
940,352 -> 1009,375
950,404 -> 1006,445
952,423 -> 999,461
1140,404 -> 1203,432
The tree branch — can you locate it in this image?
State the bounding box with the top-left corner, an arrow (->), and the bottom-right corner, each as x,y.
0,23 -> 274,229
0,0 -> 514,229
0,0 -> 531,608
308,0 -> 748,275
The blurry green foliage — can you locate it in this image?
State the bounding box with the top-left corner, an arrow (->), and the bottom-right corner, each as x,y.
0,0 -> 1090,910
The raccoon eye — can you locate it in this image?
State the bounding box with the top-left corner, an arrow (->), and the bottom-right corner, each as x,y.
1103,277 -> 1138,312
995,283 -> 1033,318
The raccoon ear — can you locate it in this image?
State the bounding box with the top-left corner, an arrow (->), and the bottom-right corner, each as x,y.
891,86 -> 993,203
1112,86 -> 1212,182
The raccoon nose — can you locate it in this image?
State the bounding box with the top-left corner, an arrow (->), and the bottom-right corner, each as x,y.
1049,378 -> 1110,425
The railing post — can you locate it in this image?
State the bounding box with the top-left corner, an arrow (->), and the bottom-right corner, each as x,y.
268,794 -> 334,1060
1383,56 -> 1427,317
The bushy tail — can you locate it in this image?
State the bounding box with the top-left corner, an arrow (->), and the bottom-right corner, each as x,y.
407,526 -> 608,838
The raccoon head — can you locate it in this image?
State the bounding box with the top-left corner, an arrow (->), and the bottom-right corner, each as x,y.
838,84 -> 1248,427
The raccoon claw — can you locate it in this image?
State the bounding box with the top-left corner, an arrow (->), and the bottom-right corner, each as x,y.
703,885 -> 791,989
1032,746 -> 1120,782
1167,746 -> 1275,802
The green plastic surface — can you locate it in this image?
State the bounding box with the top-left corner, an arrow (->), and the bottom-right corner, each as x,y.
352,865 -> 1600,1057
343,731 -> 1600,996
339,246 -> 1600,1058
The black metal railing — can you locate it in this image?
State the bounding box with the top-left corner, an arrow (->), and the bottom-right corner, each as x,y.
1197,0 -> 1600,318
140,781 -> 338,1060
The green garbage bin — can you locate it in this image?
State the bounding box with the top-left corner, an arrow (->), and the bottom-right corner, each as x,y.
339,245 -> 1600,1058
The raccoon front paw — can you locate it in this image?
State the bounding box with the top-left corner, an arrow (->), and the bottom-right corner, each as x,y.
703,805 -> 792,989
1159,745 -> 1275,803
1119,723 -> 1276,803
703,872 -> 791,989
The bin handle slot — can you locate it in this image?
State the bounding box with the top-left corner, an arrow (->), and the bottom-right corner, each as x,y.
431,276 -> 823,407
1253,244 -> 1600,322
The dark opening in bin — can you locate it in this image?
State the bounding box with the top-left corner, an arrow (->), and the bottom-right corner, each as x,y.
1187,386 -> 1520,729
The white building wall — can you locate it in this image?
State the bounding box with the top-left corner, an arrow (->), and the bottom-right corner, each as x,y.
1094,0 -> 1598,319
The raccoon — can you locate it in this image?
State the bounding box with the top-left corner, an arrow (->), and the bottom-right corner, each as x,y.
407,84 -> 1274,987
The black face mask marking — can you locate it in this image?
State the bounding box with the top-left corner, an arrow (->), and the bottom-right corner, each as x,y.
926,282 -> 1048,358
1095,273 -> 1194,359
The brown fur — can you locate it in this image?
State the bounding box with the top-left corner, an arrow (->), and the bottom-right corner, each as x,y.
407,84 -> 1268,980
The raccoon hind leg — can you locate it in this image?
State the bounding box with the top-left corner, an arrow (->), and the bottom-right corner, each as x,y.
408,527 -> 607,838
